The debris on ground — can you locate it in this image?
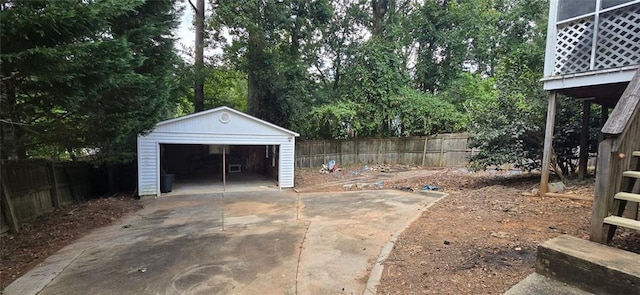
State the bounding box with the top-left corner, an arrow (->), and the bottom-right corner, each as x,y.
547,181 -> 566,193
422,184 -> 440,191
296,166 -> 639,294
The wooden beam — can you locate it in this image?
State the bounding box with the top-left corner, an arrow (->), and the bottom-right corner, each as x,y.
543,192 -> 593,202
601,69 -> 640,135
540,91 -> 558,195
1,171 -> 20,233
578,100 -> 591,180
421,136 -> 428,166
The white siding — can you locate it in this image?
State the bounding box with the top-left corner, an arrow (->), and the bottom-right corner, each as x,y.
278,141 -> 296,188
137,137 -> 158,196
137,106 -> 299,196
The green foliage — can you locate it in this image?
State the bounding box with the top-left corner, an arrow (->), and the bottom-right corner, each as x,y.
299,101 -> 360,140
339,37 -> 410,137
395,87 -> 465,136
1,0 -> 180,162
212,0 -> 332,128
466,42 -> 547,170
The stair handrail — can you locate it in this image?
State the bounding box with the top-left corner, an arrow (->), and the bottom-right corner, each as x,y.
590,69 -> 640,243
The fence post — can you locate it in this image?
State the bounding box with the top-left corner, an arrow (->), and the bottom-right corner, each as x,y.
323,141 -> 327,165
64,165 -> 79,202
49,162 -> 62,208
355,137 -> 359,164
308,143 -> 313,168
421,137 -> 428,166
439,135 -> 445,167
1,172 -> 20,233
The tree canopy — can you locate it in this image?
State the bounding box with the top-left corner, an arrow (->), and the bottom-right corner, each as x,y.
1,0 -> 180,162
2,0 -> 595,173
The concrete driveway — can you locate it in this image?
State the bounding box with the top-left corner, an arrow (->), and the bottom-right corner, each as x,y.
5,190 -> 442,295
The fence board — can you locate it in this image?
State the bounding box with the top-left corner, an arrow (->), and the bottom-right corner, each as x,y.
0,160 -> 107,234
295,133 -> 471,168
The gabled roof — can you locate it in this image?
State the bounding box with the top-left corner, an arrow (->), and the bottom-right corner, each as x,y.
153,106 -> 300,137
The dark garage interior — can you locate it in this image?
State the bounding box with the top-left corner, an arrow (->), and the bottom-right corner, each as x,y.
160,144 -> 279,192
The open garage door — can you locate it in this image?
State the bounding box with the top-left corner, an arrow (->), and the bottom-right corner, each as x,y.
137,106 -> 298,197
159,144 -> 280,194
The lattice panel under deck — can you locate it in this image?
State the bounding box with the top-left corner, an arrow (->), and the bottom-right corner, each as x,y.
596,3 -> 640,70
554,18 -> 594,75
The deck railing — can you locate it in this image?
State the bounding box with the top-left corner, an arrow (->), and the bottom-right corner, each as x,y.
546,1 -> 640,77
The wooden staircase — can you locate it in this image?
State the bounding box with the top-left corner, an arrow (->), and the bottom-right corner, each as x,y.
603,151 -> 640,240
591,69 -> 640,244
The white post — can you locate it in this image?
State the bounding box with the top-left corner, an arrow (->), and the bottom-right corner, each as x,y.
541,91 -> 558,195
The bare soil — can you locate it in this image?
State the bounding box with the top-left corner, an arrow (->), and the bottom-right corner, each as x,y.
1,166 -> 638,294
295,165 -> 640,295
0,194 -> 142,289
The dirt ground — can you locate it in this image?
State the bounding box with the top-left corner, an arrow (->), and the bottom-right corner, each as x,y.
1,165 -> 638,293
295,165 -> 640,295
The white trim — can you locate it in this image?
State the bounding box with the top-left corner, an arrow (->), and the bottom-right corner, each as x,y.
154,106 -> 300,137
589,0 -> 602,70
543,67 -> 637,90
544,0 -> 559,77
137,107 -> 299,196
156,142 -> 161,197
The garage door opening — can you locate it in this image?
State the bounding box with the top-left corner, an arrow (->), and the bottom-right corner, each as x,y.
137,106 -> 298,197
160,143 -> 280,194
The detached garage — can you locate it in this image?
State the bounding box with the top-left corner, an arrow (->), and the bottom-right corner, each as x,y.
137,106 -> 299,197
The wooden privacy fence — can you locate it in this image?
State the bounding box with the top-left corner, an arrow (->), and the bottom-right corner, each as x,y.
295,133 -> 474,168
1,160 -> 93,234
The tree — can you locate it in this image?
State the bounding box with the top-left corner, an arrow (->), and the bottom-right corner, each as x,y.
0,0 -> 180,162
189,0 -> 205,112
338,38 -> 410,137
212,0 -> 332,127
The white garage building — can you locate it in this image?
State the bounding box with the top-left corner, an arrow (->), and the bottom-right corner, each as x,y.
137,106 -> 299,197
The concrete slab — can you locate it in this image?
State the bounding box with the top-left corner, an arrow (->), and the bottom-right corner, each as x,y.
504,273 -> 594,295
297,190 -> 442,294
535,235 -> 640,295
5,190 -> 440,295
167,172 -> 279,196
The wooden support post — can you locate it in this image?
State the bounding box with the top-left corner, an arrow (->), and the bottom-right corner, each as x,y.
578,100 -> 591,180
591,139 -> 614,243
1,172 -> 20,233
540,91 -> 558,195
49,162 -> 62,208
421,137 -> 428,167
222,146 -> 226,192
594,106 -> 609,174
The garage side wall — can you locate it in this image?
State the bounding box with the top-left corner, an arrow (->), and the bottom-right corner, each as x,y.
137,137 -> 158,196
279,141 -> 295,188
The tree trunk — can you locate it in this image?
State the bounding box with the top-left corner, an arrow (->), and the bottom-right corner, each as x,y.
0,76 -> 20,160
372,0 -> 389,36
247,30 -> 266,119
193,0 -> 205,112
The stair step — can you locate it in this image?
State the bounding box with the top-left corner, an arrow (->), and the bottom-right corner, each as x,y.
614,192 -> 640,202
535,235 -> 640,295
623,171 -> 640,179
633,151 -> 640,157
603,216 -> 640,230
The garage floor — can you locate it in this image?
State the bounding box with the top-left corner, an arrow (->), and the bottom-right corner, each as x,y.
6,190 -> 443,295
166,172 -> 279,196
